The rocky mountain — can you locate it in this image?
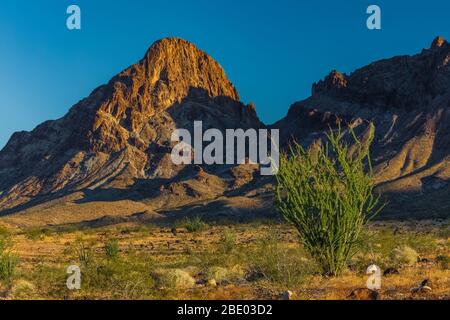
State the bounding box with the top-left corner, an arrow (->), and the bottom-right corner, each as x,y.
1,36 -> 450,226
274,36 -> 450,218
0,38 -> 266,225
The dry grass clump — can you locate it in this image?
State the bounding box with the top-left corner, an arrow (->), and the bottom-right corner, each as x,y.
391,245 -> 419,267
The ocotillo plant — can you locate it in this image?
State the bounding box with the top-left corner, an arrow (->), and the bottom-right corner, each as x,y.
276,124 -> 383,276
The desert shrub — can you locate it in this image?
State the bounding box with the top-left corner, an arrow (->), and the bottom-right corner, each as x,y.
0,254 -> 18,282
177,216 -> 207,233
104,239 -> 120,260
65,244 -> 156,299
276,125 -> 383,276
206,265 -> 244,285
219,231 -> 237,254
75,240 -> 93,267
391,245 -> 418,267
152,269 -> 196,289
247,237 -> 314,287
79,254 -> 155,299
0,236 -> 18,282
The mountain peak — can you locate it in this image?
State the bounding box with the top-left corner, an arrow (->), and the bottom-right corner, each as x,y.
312,69 -> 348,96
431,35 -> 447,49
138,37 -> 239,102
0,37 -> 261,212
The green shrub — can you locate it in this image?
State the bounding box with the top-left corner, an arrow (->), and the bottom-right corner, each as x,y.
219,231 -> 237,254
75,241 -> 93,267
0,236 -> 18,282
177,216 -> 207,233
104,239 -> 120,260
276,125 -> 383,276
80,252 -> 156,299
248,237 -> 314,287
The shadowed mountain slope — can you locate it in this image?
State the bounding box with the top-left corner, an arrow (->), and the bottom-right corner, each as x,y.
274,36 -> 450,218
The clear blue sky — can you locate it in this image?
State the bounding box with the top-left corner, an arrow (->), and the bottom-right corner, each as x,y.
0,0 -> 449,148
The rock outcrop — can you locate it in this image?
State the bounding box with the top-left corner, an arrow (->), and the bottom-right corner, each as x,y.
0,38 -> 262,217
274,36 -> 450,218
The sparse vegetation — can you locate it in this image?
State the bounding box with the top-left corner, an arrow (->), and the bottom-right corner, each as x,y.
206,265 -> 244,285
0,220 -> 447,300
23,227 -> 52,241
0,234 -> 18,282
247,236 -> 315,288
391,245 -> 419,267
75,240 -> 93,267
276,125 -> 383,276
176,216 -> 207,233
153,269 -> 196,290
219,230 -> 237,254
104,239 -> 120,260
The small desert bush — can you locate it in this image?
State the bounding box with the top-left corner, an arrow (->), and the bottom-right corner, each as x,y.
219,231 -> 237,254
247,237 -> 315,288
84,258 -> 155,299
391,245 -> 418,267
152,269 -> 196,290
75,240 -> 93,267
206,265 -> 244,285
65,243 -> 156,299
276,125 -> 382,276
177,216 -> 207,233
104,239 -> 120,260
0,236 -> 18,282
31,263 -> 69,298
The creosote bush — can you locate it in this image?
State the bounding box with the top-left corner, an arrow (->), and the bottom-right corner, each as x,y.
276,125 -> 383,276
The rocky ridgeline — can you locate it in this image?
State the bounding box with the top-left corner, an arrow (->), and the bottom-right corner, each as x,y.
1,36 -> 450,221
275,36 -> 450,217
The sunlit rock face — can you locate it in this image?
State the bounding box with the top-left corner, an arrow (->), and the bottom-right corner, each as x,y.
0,38 -> 262,212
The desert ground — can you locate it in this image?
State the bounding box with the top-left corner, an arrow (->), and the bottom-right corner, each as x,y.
0,217 -> 448,300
